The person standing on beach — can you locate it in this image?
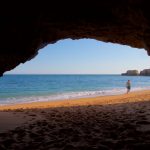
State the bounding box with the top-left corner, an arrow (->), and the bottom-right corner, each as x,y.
126,80 -> 131,94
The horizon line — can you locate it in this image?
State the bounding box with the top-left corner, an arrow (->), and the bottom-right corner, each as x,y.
4,73 -> 120,75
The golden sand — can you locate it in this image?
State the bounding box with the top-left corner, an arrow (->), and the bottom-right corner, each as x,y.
0,90 -> 150,149
0,90 -> 150,110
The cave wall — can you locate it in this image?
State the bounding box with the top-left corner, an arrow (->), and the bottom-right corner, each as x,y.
0,0 -> 150,75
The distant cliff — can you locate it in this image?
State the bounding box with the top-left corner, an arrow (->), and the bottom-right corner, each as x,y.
121,70 -> 139,76
140,69 -> 150,76
122,69 -> 150,76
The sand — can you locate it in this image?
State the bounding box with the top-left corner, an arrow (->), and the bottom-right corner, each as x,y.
0,90 -> 150,149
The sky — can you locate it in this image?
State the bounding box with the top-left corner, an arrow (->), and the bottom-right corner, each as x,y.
6,39 -> 150,74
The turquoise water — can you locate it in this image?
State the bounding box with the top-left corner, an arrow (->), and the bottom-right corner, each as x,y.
0,75 -> 150,105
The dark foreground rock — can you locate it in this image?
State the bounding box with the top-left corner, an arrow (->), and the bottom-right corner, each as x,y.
1,0 -> 150,75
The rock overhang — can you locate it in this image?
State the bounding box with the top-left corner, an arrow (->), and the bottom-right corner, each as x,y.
0,0 -> 150,76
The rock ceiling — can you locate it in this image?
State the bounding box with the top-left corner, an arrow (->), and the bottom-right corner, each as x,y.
0,0 -> 150,75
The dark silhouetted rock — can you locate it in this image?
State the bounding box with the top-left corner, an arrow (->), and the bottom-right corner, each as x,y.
1,0 -> 150,75
140,69 -> 150,76
121,70 -> 139,76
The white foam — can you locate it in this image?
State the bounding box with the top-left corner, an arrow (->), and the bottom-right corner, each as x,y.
0,86 -> 150,106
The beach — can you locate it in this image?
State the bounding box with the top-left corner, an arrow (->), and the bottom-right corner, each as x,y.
0,90 -> 150,149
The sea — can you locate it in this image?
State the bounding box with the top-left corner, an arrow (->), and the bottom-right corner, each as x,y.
0,74 -> 150,105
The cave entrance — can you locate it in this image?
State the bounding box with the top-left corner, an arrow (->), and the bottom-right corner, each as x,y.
5,39 -> 149,75
0,38 -> 149,105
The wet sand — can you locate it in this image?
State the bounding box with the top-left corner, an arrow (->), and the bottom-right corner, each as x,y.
0,90 -> 150,149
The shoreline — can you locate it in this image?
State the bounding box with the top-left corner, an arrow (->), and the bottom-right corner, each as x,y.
1,89 -> 150,110
0,86 -> 149,106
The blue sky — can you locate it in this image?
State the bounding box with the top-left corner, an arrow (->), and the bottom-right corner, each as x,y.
6,39 -> 150,74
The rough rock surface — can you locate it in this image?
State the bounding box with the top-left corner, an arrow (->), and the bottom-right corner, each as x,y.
122,70 -> 139,76
1,0 -> 150,75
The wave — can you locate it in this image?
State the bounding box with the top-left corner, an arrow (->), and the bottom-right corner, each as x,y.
0,86 -> 150,105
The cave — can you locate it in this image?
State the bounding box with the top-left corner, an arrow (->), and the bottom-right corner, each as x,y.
1,0 -> 150,76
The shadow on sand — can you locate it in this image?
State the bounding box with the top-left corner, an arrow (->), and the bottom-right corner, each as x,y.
0,100 -> 150,150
